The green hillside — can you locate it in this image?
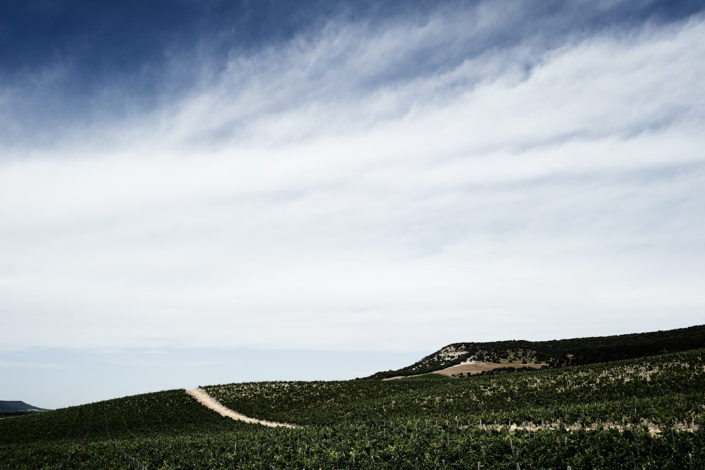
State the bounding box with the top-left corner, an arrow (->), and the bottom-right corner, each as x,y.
370,324 -> 705,379
204,349 -> 705,427
2,348 -> 704,468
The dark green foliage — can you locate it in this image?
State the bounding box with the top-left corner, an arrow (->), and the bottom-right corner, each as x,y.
474,366 -> 544,376
2,420 -> 704,469
1,349 -> 704,468
205,349 -> 705,426
0,389 -> 237,446
371,324 -> 705,379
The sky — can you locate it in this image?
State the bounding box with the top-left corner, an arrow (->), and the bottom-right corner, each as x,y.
2,0 -> 705,408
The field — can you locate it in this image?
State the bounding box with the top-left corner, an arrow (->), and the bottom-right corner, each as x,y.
1,348 -> 704,469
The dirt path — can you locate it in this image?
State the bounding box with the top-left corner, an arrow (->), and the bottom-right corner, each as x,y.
470,420 -> 699,436
186,388 -> 298,429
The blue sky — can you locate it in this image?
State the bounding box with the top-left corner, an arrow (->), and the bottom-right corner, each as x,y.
2,0 -> 705,408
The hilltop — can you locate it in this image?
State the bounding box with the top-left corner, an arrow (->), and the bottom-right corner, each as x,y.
0,401 -> 47,417
370,324 -> 705,379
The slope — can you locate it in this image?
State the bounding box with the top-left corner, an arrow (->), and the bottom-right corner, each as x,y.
370,324 -> 705,379
0,401 -> 47,417
1,347 -> 704,468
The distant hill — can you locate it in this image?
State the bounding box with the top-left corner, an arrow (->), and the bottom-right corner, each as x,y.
370,324 -> 705,379
0,401 -> 47,417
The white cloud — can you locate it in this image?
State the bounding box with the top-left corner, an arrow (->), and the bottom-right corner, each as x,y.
1,9 -> 704,352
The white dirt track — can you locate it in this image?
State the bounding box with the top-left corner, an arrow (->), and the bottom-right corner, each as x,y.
186,388 -> 298,429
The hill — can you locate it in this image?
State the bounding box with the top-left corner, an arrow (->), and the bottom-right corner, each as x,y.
370,324 -> 705,379
0,401 -> 47,417
1,347 -> 704,468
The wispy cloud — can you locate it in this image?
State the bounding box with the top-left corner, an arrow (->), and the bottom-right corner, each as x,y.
1,4 -> 704,352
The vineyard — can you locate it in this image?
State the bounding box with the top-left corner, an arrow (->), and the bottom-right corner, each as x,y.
204,349 -> 705,428
1,349 -> 704,468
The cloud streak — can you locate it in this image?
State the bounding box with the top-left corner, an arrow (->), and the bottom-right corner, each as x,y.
1,3 -> 704,353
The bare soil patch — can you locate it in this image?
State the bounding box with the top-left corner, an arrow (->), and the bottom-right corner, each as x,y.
435,360 -> 543,376
382,361 -> 543,380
